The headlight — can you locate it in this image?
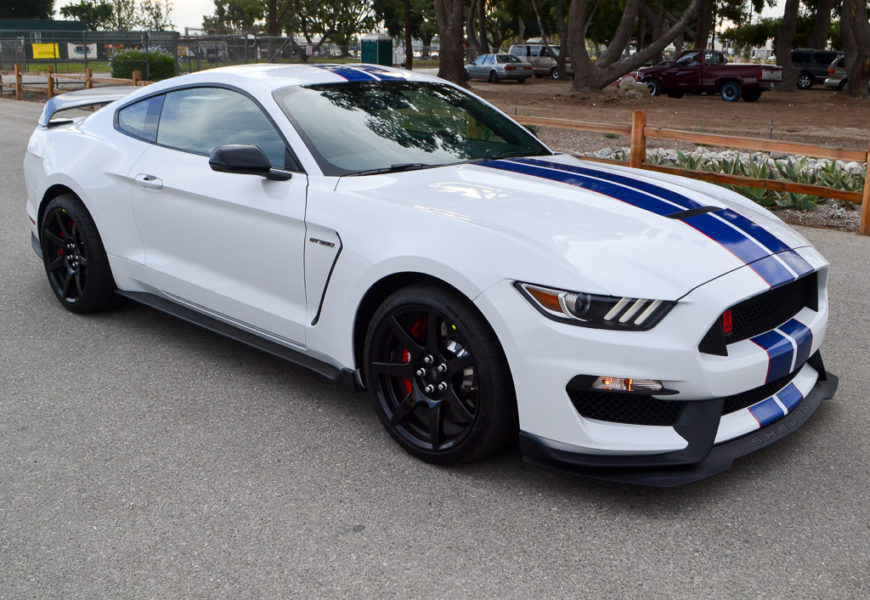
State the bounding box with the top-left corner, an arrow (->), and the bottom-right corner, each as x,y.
515,282 -> 675,330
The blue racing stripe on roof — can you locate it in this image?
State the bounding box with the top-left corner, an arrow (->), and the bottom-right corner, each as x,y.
482,160 -> 678,216
749,397 -> 785,427
752,330 -> 795,383
313,64 -> 377,81
776,382 -> 804,412
779,318 -> 813,369
354,65 -> 407,80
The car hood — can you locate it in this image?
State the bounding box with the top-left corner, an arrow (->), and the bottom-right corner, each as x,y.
336,155 -> 812,300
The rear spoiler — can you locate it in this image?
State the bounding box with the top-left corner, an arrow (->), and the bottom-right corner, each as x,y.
38,86 -> 139,127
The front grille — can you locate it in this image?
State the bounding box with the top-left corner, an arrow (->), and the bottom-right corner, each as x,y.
721,370 -> 800,415
568,390 -> 684,426
700,272 -> 817,355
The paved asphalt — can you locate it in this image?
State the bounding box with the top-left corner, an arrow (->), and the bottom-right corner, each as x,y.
1,97 -> 868,599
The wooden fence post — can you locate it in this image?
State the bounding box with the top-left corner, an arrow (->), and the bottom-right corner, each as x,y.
47,65 -> 54,98
860,139 -> 870,236
14,63 -> 22,100
86,67 -> 93,89
630,110 -> 647,169
131,70 -> 141,86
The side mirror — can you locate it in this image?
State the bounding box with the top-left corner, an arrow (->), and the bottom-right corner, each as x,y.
209,144 -> 292,181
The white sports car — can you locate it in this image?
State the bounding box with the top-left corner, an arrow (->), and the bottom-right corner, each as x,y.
24,64 -> 837,486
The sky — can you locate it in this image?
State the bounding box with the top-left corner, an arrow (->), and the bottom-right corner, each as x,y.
53,0 -> 787,35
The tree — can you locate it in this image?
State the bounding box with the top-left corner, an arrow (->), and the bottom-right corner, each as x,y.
60,1 -> 114,30
568,0 -> 702,90
326,0 -> 375,57
775,0 -> 801,90
808,0 -> 836,48
1,0 -> 54,19
434,0 -> 465,83
202,0 -> 264,33
139,0 -> 173,31
112,0 -> 140,30
373,0 -> 439,58
841,0 -> 870,96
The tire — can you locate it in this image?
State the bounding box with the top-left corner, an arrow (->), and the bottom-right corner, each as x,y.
363,284 -> 516,464
720,81 -> 741,102
517,77 -> 527,84
550,67 -> 560,80
797,72 -> 813,89
39,193 -> 119,314
742,88 -> 762,102
838,79 -> 848,91
463,69 -> 470,81
488,70 -> 499,83
666,90 -> 684,98
646,79 -> 663,96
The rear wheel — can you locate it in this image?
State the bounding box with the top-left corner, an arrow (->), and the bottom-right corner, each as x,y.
488,70 -> 499,83
720,81 -> 741,102
550,67 -> 560,80
363,284 -> 516,464
742,88 -> 762,102
517,77 -> 527,84
797,72 -> 813,89
40,193 -> 119,313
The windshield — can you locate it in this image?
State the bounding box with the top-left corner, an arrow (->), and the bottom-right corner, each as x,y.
273,81 -> 550,176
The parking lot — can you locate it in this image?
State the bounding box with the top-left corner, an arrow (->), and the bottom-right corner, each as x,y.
1,96 -> 868,598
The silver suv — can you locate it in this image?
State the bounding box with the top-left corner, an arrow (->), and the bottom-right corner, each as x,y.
507,43 -> 573,79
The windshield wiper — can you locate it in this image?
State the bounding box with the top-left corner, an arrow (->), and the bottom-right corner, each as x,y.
350,163 -> 432,176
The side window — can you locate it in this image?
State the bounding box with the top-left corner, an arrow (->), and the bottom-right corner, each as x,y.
473,56 -> 485,66
530,46 -> 540,57
156,87 -> 287,168
508,46 -> 521,57
117,95 -> 164,142
484,55 -> 493,65
676,52 -> 700,66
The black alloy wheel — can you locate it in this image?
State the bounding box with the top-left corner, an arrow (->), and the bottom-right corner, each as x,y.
40,194 -> 119,313
363,285 -> 516,464
797,72 -> 813,89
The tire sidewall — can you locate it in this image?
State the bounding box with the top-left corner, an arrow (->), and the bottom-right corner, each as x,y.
721,82 -> 740,102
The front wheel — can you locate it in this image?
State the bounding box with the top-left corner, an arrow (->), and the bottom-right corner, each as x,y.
647,79 -> 663,96
550,67 -> 560,80
39,193 -> 119,313
363,284 -> 516,464
720,81 -> 741,102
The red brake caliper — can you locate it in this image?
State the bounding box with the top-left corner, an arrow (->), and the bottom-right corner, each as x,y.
402,317 -> 428,393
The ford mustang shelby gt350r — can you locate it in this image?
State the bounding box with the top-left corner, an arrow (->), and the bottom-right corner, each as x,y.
24,64 -> 837,486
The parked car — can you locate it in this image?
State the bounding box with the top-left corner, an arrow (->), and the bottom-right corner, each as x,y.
508,43 -> 573,79
791,48 -> 841,89
823,55 -> 848,90
465,53 -> 533,83
25,64 -> 836,486
638,50 -> 782,101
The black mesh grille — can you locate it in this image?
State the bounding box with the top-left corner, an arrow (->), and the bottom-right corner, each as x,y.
568,390 -> 684,426
721,370 -> 800,415
700,272 -> 817,355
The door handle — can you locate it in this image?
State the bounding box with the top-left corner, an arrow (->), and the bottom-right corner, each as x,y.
135,173 -> 163,190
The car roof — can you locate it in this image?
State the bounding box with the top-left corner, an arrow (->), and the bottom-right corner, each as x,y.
140,63 -> 441,96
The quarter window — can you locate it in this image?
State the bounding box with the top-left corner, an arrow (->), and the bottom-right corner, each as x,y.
117,95 -> 164,142
156,87 -> 287,167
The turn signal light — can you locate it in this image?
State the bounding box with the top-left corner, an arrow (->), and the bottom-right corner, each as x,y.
592,377 -> 663,393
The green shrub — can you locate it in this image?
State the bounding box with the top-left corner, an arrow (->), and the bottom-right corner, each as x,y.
110,48 -> 176,81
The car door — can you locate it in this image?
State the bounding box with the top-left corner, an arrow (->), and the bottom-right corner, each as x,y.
662,51 -> 701,90
128,86 -> 309,346
469,55 -> 487,79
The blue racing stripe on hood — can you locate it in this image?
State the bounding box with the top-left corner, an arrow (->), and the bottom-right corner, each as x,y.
481,160 -> 677,216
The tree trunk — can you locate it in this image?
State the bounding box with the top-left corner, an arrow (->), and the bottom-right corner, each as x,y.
478,0 -> 489,54
809,0 -> 834,49
556,0 -> 570,78
435,0 -> 467,84
404,0 -> 413,69
775,0 -> 801,91
569,0 -> 700,90
694,0 -> 712,49
842,0 -> 870,97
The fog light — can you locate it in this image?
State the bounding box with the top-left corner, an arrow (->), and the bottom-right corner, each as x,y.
592,376 -> 663,393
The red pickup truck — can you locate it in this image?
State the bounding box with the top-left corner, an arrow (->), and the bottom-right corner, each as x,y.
637,50 -> 782,102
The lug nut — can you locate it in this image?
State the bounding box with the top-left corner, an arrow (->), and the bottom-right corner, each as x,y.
424,384 -> 435,394
423,355 -> 434,364
437,382 -> 448,391
437,363 -> 447,373
416,368 -> 426,377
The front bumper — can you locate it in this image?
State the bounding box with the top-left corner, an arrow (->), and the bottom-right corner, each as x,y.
520,362 -> 838,487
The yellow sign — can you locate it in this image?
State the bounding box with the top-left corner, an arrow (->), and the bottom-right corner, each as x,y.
32,43 -> 60,59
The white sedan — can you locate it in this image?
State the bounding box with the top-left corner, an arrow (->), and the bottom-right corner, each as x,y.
23,64 -> 837,485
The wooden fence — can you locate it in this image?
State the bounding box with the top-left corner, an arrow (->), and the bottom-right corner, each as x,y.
0,64 -> 150,100
516,111 -> 870,235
